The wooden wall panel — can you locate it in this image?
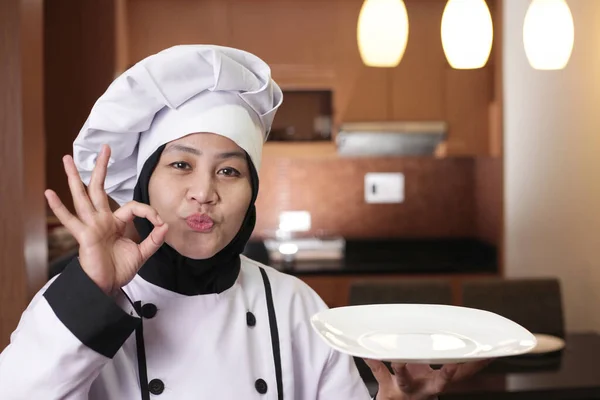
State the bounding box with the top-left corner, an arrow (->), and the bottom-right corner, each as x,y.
494,0 -> 504,274
44,0 -> 84,213
474,0 -> 503,272
0,0 -> 28,351
115,0 -> 130,73
229,0 -> 338,66
492,0 -> 504,157
332,0 -> 389,123
45,0 -> 117,211
390,0 -> 447,121
80,2 -> 117,103
0,0 -> 46,349
337,67 -> 390,122
475,157 -> 502,246
445,67 -> 493,155
21,0 -> 47,296
127,0 -> 230,65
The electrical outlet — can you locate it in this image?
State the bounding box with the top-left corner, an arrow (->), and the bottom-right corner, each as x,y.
364,173 -> 404,204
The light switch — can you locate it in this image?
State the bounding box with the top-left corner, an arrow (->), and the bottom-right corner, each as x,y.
364,173 -> 404,204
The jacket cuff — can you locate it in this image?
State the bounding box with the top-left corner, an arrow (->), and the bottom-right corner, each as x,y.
43,258 -> 141,358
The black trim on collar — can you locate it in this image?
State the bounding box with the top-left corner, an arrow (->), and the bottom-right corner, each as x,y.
43,258 -> 140,358
134,301 -> 150,400
259,267 -> 283,400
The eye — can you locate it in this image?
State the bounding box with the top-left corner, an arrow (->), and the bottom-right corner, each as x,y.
169,161 -> 191,170
218,167 -> 241,177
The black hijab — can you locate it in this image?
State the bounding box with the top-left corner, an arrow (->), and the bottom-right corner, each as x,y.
132,143 -> 259,295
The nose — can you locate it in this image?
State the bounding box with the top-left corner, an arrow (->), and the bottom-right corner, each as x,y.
186,172 -> 218,205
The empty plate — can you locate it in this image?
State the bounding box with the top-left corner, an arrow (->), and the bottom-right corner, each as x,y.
311,304 -> 537,364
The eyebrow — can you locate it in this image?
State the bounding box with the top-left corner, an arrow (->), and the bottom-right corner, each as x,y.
164,144 -> 201,156
217,151 -> 247,160
164,144 -> 246,160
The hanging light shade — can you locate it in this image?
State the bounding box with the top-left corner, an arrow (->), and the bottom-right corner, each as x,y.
357,0 -> 409,67
523,0 -> 574,70
441,0 -> 494,69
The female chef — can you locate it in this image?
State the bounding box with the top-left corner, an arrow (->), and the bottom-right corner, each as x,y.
0,45 -> 486,399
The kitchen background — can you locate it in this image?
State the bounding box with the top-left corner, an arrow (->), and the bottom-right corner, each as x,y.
43,0 -> 504,309
2,0 -> 600,348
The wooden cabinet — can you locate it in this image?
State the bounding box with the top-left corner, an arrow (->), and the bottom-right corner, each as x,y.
79,0 -> 500,158
333,0 -> 495,156
299,273 -> 499,309
389,0 -> 446,121
336,67 -> 389,123
229,0 -> 339,67
126,0 -> 230,63
332,0 -> 389,123
444,67 -> 493,155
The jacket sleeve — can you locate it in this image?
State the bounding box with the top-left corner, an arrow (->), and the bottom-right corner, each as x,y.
0,259 -> 140,399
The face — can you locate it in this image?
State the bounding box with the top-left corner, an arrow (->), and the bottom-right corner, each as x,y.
148,133 -> 252,259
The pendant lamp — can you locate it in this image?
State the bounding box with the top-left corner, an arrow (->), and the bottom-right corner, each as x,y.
523,0 -> 574,70
441,0 -> 494,69
357,0 -> 410,67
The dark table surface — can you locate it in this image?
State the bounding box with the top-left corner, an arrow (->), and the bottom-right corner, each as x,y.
362,333 -> 600,400
245,238 -> 498,276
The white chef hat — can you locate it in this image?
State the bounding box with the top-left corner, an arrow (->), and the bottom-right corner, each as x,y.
73,44 -> 283,206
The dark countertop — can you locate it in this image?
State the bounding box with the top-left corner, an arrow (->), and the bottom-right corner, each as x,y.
359,333 -> 600,399
244,238 -> 498,276
440,333 -> 600,400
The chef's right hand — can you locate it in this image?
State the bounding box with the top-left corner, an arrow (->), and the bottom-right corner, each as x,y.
45,144 -> 169,295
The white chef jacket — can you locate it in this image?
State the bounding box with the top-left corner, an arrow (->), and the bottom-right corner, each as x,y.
0,255 -> 373,399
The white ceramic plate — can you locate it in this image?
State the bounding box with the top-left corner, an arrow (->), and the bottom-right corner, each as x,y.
310,304 -> 537,364
528,333 -> 565,354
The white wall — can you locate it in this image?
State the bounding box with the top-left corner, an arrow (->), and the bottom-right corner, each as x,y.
504,0 -> 600,332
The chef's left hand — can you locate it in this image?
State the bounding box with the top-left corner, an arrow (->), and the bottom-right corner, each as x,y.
364,359 -> 491,400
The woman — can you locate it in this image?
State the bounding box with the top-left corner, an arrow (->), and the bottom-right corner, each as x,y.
0,45 -> 486,399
